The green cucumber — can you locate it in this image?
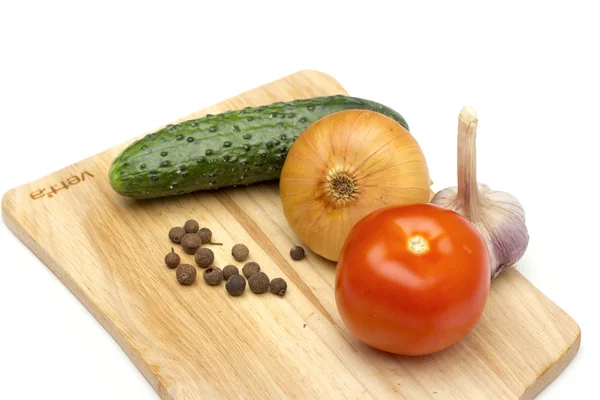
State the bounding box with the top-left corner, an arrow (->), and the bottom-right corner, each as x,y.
109,95 -> 409,199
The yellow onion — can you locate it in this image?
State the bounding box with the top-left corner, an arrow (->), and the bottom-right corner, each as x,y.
280,109 -> 431,261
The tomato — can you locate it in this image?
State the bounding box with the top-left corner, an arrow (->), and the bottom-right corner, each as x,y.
335,203 -> 490,356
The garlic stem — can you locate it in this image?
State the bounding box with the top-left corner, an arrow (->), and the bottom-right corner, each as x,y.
457,107 -> 481,220
431,106 -> 530,279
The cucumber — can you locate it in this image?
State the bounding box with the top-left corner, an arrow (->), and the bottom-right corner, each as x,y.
109,95 -> 409,199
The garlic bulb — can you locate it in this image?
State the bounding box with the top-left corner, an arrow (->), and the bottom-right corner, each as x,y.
431,107 -> 529,279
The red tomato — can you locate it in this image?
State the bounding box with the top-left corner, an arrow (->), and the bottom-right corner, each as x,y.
335,203 -> 490,356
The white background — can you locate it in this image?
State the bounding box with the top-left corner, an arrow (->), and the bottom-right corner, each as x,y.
1,1 -> 597,399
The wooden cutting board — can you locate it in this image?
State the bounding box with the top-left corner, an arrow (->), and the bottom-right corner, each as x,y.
2,70 -> 580,400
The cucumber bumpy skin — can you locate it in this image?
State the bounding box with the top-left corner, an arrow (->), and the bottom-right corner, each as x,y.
109,95 -> 409,199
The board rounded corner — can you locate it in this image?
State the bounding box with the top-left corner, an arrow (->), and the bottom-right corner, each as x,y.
1,188 -> 16,220
520,313 -> 582,400
297,69 -> 346,90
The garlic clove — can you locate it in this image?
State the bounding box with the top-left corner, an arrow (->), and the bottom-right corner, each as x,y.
432,184 -> 529,279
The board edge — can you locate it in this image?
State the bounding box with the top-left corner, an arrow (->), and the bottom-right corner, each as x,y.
495,267 -> 582,399
1,188 -> 14,223
1,187 -> 171,399
520,293 -> 581,399
522,330 -> 581,399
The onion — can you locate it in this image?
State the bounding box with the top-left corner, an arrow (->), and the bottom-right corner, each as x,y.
280,110 -> 431,261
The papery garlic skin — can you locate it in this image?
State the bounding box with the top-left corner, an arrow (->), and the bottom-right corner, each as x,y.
431,184 -> 529,279
431,106 -> 529,279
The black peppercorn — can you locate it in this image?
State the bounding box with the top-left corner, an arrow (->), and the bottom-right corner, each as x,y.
290,246 -> 305,260
176,264 -> 196,285
248,272 -> 270,294
184,219 -> 200,233
195,248 -> 214,268
226,274 -> 246,296
181,233 -> 201,254
231,244 -> 249,262
242,262 -> 260,278
165,248 -> 180,269
223,265 -> 239,281
169,227 -> 186,243
198,227 -> 212,244
269,277 -> 287,296
203,267 -> 223,286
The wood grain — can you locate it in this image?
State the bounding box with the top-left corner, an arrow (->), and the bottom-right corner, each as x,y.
2,70 -> 580,399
